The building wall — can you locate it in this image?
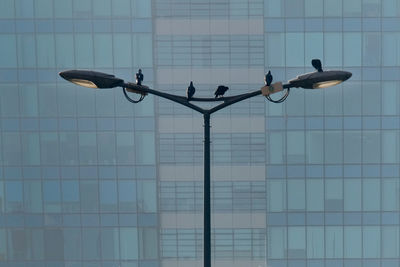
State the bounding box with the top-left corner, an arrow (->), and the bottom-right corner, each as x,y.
0,0 -> 159,266
0,0 -> 400,267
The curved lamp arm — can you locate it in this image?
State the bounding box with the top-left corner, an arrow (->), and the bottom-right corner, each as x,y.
123,82 -> 292,115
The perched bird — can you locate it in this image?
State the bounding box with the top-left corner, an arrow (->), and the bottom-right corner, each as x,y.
214,85 -> 229,98
311,59 -> 323,72
265,70 -> 273,86
136,69 -> 144,85
187,81 -> 195,99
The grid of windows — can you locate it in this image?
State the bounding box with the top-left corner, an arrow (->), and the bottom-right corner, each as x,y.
1,0 -> 400,266
0,0 -> 158,266
156,35 -> 264,67
159,133 -> 266,164
160,181 -> 266,212
155,0 -> 264,18
161,228 -> 265,260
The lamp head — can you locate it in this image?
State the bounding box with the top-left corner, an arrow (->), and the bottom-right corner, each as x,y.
59,70 -> 124,89
288,70 -> 352,89
288,59 -> 351,89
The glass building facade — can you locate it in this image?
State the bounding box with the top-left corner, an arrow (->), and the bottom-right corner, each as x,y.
0,0 -> 399,266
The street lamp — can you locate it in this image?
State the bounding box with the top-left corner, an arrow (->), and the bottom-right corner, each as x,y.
60,59 -> 351,267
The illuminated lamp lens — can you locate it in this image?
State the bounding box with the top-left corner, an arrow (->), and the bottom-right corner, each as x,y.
69,79 -> 98,88
313,80 -> 343,89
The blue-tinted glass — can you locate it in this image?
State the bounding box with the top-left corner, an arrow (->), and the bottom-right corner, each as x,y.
59,133 -> 78,165
117,132 -> 135,164
0,0 -> 14,18
97,132 -> 116,164
17,34 -> 36,67
383,0 -> 400,16
24,181 -> 42,213
35,0 -> 53,18
265,0 -> 283,17
93,34 -> 113,68
269,227 -> 287,259
344,33 -> 361,66
133,34 -> 153,68
80,181 -> 99,212
325,33 -> 342,66
119,181 -> 136,212
285,0 -> 304,17
363,0 -> 381,17
100,181 -> 117,212
0,35 -> 17,67
36,34 -> 56,67
15,0 -> 34,18
268,180 -> 286,212
383,179 -> 399,211
95,91 -> 115,116
54,0 -> 73,17
325,131 -> 343,163
307,226 -> 324,258
137,181 -> 156,212
287,227 -> 305,258
79,133 -> 97,165
382,82 -> 400,115
101,228 -> 119,260
305,33 -> 323,68
286,33 -> 304,66
363,226 -> 380,258
135,132 -> 155,164
82,228 -> 101,260
344,226 -> 361,258
6,182 -> 23,212
363,179 -> 380,211
72,0 -> 91,18
287,131 -> 305,163
63,228 -> 82,260
325,180 -> 342,211
93,0 -> 111,17
133,0 -> 152,18
113,34 -> 132,68
382,226 -> 399,257
344,131 -> 361,163
325,0 -> 342,16
363,33 -> 381,66
344,0 -> 361,16
344,180 -> 361,211
112,0 -> 131,17
288,180 -> 305,211
113,19 -> 131,32
266,33 -> 285,67
74,34 -> 94,68
55,34 -> 74,68
306,180 -> 323,211
21,133 -> 40,165
120,228 -> 138,260
362,131 -> 380,163
44,181 -> 61,212
305,0 -> 322,16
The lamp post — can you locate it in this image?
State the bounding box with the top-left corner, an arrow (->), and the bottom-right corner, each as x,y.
60,59 -> 351,267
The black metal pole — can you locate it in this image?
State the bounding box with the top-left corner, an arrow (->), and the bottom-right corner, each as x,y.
203,113 -> 211,267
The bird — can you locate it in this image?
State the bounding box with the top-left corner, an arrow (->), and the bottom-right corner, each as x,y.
311,59 -> 323,72
214,85 -> 229,98
187,81 -> 195,99
136,69 -> 144,85
265,70 -> 273,86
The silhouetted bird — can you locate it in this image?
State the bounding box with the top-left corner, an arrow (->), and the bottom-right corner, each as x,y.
187,81 -> 195,99
265,70 -> 273,86
214,85 -> 229,98
312,59 -> 323,72
136,69 -> 144,85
